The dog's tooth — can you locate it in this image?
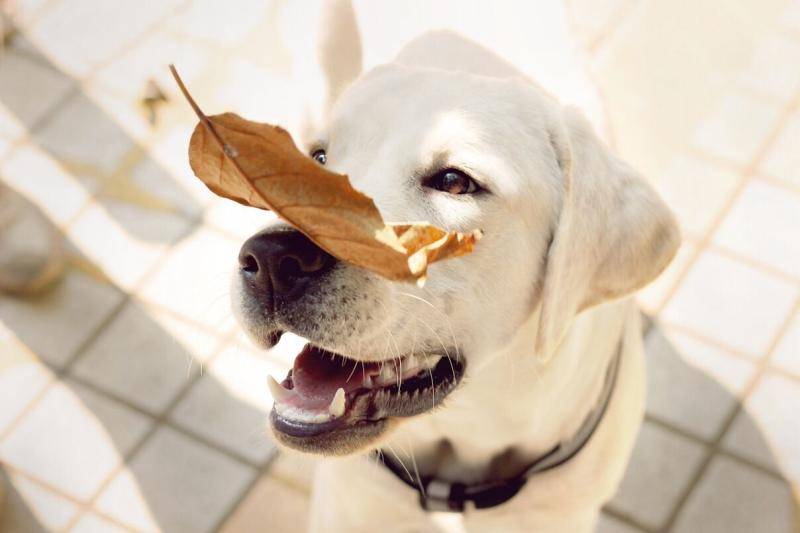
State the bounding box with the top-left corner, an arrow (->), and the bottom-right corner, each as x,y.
378,364 -> 395,384
267,375 -> 291,402
423,355 -> 441,369
362,375 -> 373,388
329,388 -> 346,417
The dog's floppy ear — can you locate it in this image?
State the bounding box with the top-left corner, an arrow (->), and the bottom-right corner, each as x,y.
535,107 -> 680,358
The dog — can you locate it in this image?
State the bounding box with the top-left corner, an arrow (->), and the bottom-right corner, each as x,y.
232,2 -> 680,531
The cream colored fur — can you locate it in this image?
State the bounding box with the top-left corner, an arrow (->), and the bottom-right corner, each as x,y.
238,2 -> 680,531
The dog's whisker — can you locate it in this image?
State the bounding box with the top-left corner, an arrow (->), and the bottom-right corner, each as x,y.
385,443 -> 415,490
345,356 -> 359,383
395,290 -> 461,363
403,314 -> 457,383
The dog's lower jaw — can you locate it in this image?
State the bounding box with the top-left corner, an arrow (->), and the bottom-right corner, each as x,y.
270,415 -> 393,456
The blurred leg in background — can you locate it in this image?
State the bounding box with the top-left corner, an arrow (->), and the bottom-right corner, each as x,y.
0,181 -> 64,296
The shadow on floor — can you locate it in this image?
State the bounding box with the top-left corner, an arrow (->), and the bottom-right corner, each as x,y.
0,16 -> 271,533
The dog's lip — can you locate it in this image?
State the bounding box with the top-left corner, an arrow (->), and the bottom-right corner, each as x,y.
269,344 -> 465,440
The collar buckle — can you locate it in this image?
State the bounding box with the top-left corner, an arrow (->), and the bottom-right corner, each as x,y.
420,480 -> 466,512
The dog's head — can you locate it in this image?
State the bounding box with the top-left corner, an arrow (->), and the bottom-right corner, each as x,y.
232,40 -> 679,456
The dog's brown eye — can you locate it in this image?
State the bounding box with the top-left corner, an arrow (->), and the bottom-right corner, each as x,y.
311,149 -> 327,165
425,169 -> 481,195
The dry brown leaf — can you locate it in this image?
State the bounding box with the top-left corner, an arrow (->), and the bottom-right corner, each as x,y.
170,65 -> 482,284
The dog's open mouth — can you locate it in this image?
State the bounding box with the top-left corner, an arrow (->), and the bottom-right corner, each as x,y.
268,343 -> 464,452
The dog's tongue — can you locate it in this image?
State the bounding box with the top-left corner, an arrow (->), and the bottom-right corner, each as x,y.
291,345 -> 378,407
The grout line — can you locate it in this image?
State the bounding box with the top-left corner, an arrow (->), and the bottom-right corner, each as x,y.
755,174 -> 800,195
715,449 -> 795,484
0,5 -> 281,530
654,89 -> 800,317
57,330 -> 237,532
602,504 -> 657,533
659,293 -> 800,531
0,463 -> 139,533
649,79 -> 800,530
644,414 -> 714,447
586,0 -> 641,57
208,451 -> 282,532
643,412 -> 797,482
656,318 -> 775,363
63,371 -> 266,470
704,244 -> 800,285
0,218 -> 210,524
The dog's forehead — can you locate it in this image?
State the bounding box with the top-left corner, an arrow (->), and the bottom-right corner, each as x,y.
330,65 -> 528,143
325,65 -> 559,198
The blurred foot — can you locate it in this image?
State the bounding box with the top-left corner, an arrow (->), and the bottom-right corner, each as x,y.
0,182 -> 64,296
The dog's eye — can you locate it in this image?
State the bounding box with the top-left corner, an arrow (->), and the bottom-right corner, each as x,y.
311,149 -> 327,165
425,169 -> 481,195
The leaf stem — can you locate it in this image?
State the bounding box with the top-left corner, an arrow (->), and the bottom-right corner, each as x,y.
168,64 -> 239,157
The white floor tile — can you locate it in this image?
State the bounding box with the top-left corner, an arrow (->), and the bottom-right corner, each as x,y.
672,456 -> 795,533
138,123 -> 217,218
608,421 -> 707,530
170,343 -> 282,464
137,226 -> 240,333
34,93 -> 135,176
204,198 -> 277,241
24,0 -> 183,77
645,327 -> 756,439
739,33 -> 800,103
779,0 -> 800,30
72,300 -> 222,414
0,49 -> 74,133
0,379 -> 153,500
66,200 -> 192,290
96,426 -> 255,533
692,91 -> 782,167
0,143 -> 93,226
220,474 -> 309,533
662,251 -> 798,357
713,180 -> 800,277
653,153 -> 741,239
165,0 -> 271,47
0,268 -> 124,368
723,372 -> 800,483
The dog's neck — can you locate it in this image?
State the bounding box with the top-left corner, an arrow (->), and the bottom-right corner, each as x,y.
383,298 -> 632,484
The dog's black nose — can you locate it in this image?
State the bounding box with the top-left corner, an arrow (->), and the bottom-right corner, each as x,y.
239,228 -> 335,299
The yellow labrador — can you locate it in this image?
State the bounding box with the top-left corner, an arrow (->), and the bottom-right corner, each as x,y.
233,1 -> 680,531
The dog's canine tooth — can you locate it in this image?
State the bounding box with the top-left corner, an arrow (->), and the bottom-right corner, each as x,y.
362,375 -> 373,388
329,388 -> 346,417
268,375 -> 292,402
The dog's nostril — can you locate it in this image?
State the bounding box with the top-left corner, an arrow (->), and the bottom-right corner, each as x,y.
242,254 -> 259,274
277,255 -> 302,281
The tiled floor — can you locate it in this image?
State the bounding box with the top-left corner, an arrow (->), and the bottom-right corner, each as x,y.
1,1 -> 799,532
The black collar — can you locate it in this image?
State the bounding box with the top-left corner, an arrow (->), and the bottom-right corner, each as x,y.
375,340 -> 622,512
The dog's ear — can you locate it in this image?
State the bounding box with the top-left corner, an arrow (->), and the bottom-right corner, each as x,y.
316,0 -> 363,109
298,0 -> 363,141
535,107 -> 680,358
